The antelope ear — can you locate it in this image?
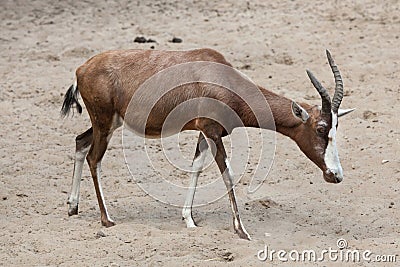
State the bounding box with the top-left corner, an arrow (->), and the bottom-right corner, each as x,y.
291,101 -> 309,123
338,108 -> 355,117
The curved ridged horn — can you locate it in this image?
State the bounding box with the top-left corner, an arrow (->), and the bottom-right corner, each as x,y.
306,69 -> 331,114
326,50 -> 343,113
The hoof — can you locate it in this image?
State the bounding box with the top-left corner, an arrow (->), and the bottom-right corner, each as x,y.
182,217 -> 197,228
236,228 -> 251,240
68,205 -> 78,216
102,219 -> 116,228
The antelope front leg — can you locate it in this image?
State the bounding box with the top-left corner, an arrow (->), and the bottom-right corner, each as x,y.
209,134 -> 251,240
182,132 -> 208,227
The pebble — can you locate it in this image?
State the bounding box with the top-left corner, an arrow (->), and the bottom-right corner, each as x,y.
134,36 -> 157,43
134,36 -> 147,43
171,37 -> 182,43
96,230 -> 106,238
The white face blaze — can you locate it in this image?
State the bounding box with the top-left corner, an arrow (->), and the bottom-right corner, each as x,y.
324,112 -> 343,181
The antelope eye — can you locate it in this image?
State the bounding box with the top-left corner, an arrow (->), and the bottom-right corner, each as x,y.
316,126 -> 326,134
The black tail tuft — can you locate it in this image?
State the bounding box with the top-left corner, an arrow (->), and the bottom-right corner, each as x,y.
61,83 -> 82,117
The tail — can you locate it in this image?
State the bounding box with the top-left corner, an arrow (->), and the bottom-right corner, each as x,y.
61,80 -> 82,117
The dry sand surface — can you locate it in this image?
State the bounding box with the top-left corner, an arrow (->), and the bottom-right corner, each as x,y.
1,0 -> 399,266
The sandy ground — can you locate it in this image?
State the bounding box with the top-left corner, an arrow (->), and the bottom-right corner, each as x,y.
1,0 -> 399,266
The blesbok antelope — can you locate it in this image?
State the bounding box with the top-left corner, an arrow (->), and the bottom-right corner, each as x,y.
61,48 -> 354,240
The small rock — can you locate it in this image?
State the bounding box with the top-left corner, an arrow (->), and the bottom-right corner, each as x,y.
240,64 -> 251,70
134,36 -> 147,43
221,251 -> 234,262
171,37 -> 183,43
96,230 -> 106,238
381,160 -> 389,164
363,110 -> 377,119
134,36 -> 157,44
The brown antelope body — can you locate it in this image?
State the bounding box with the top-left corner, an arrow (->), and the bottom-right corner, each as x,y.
61,48 -> 354,240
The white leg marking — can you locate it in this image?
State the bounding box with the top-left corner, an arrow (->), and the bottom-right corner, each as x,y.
225,159 -> 251,240
68,146 -> 89,208
182,148 -> 207,228
96,162 -> 114,223
324,113 -> 343,179
224,158 -> 235,180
